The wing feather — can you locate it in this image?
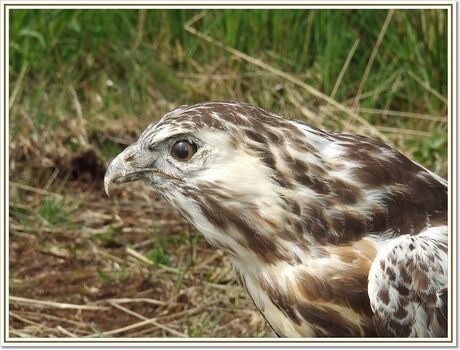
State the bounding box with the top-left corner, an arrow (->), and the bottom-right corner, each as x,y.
368,226 -> 448,337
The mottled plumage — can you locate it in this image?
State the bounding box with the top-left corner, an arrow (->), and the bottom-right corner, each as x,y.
104,101 -> 448,337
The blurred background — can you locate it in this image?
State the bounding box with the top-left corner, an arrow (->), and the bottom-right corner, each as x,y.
9,9 -> 448,338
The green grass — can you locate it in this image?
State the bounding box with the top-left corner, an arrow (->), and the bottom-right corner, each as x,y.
9,9 -> 448,173
38,196 -> 83,227
9,205 -> 33,227
147,244 -> 171,267
39,197 -> 70,226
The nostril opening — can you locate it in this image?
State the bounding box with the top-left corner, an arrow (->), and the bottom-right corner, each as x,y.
124,154 -> 135,162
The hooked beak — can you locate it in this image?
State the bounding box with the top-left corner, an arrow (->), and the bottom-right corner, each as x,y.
104,143 -> 181,196
104,144 -> 144,197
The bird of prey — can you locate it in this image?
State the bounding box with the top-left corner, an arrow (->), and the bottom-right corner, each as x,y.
104,101 -> 448,338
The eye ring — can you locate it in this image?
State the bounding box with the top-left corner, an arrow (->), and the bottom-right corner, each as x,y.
171,140 -> 197,161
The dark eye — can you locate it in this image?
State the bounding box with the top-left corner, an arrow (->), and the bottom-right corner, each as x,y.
171,140 -> 197,161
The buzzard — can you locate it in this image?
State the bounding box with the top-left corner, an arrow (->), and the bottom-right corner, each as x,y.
104,101 -> 448,337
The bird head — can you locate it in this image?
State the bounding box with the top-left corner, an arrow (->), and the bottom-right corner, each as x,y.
104,101 -> 318,263
104,102 -> 285,199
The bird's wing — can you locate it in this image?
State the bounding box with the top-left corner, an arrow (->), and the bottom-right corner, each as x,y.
368,225 -> 448,337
